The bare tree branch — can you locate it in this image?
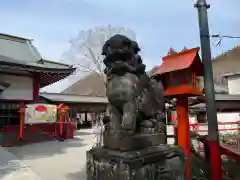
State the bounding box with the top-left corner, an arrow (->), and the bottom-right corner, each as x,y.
63,25 -> 136,80
75,64 -> 99,74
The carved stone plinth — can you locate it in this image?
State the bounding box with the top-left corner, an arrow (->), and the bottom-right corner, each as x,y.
86,145 -> 185,180
103,132 -> 166,151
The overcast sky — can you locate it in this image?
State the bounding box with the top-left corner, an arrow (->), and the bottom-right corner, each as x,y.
1,0 -> 239,92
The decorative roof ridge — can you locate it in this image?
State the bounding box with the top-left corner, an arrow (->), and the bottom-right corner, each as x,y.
0,59 -> 76,72
26,40 -> 42,61
0,33 -> 33,42
40,92 -> 107,98
167,47 -> 177,55
39,59 -> 73,68
162,47 -> 200,61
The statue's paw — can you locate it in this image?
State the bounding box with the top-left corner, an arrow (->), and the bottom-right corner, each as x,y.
140,127 -> 156,134
120,123 -> 134,132
154,122 -> 166,133
156,112 -> 166,121
117,126 -> 134,138
140,119 -> 156,128
140,118 -> 166,134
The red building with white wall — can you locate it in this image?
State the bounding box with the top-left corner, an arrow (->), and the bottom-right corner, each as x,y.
0,33 -> 75,129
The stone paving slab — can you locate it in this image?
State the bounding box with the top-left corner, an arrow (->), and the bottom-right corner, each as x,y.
0,147 -> 42,180
5,129 -> 94,180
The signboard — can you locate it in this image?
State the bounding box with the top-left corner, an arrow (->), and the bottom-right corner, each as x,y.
25,104 -> 57,124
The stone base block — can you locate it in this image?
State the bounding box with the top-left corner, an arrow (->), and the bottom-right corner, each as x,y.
103,133 -> 166,151
86,145 -> 185,180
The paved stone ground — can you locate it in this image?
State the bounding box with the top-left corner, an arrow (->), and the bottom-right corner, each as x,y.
0,147 -> 42,180
4,129 -> 94,180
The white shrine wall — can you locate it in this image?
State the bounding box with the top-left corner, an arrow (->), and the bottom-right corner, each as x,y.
0,74 -> 33,101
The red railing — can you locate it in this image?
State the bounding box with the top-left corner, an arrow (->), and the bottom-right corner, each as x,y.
0,126 -> 20,147
168,121 -> 240,179
0,121 -> 75,147
54,121 -> 75,140
190,121 -> 240,133
196,135 -> 240,162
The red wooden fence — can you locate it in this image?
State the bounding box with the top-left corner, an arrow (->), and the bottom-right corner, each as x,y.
0,122 -> 75,147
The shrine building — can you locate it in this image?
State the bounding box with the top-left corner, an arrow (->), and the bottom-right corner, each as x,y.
0,33 -> 75,128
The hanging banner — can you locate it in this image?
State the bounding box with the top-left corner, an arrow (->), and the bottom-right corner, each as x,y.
25,104 -> 57,124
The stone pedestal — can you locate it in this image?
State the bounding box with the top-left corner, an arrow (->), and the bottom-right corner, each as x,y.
103,132 -> 166,151
86,145 -> 185,180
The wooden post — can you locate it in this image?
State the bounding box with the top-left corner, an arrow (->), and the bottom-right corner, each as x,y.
176,96 -> 191,180
64,106 -> 69,121
59,108 -> 63,137
85,112 -> 88,124
57,104 -> 64,138
19,104 -> 25,140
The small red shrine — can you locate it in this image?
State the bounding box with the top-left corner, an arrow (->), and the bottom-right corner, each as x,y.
153,47 -> 204,96
153,47 -> 204,180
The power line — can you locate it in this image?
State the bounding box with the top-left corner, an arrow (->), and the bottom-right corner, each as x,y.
211,34 -> 240,39
207,34 -> 240,47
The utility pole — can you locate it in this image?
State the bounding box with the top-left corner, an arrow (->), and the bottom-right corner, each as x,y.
194,0 -> 222,180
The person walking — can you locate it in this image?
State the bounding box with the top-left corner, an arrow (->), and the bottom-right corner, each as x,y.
92,117 -> 104,147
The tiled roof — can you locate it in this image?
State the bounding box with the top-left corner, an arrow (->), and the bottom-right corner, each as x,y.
0,54 -> 74,71
153,47 -> 201,75
0,33 -> 76,87
0,33 -> 41,64
35,59 -> 73,69
62,73 -> 106,96
0,33 -> 31,41
40,92 -> 108,104
0,33 -> 74,70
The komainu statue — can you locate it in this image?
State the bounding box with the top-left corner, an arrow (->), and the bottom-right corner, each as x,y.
102,34 -> 166,150
86,35 -> 186,180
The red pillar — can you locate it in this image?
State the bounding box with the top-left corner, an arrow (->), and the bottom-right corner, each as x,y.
57,104 -> 64,138
176,96 -> 191,180
59,108 -> 63,137
209,140 -> 222,180
19,103 -> 25,140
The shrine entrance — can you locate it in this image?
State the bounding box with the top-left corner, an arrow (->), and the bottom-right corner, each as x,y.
39,92 -> 108,128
